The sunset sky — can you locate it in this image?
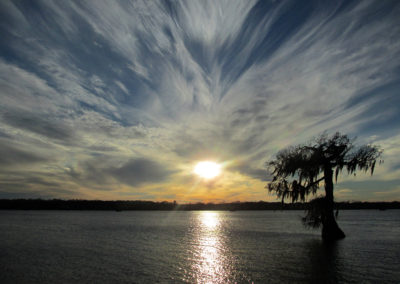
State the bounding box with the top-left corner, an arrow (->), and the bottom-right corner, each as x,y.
0,0 -> 399,202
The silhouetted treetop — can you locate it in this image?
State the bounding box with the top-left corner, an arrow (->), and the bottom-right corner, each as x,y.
268,132 -> 383,204
267,132 -> 383,241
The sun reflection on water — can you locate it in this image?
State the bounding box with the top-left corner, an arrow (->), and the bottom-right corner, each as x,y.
190,211 -> 229,284
201,211 -> 219,229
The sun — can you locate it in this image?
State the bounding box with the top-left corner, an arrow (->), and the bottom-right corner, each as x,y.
194,161 -> 221,179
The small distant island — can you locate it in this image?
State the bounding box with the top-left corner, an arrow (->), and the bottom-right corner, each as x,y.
0,199 -> 399,211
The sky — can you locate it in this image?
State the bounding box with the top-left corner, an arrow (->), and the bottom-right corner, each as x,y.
0,0 -> 399,202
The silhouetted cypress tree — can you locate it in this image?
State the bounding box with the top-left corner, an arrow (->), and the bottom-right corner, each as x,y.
268,132 -> 382,241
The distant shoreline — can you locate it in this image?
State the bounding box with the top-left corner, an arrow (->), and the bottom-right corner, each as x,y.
0,199 -> 399,211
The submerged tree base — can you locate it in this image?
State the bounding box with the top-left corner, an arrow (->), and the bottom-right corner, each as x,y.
322,220 -> 345,241
302,197 -> 346,241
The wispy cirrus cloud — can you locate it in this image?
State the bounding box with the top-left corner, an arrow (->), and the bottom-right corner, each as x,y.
0,0 -> 399,201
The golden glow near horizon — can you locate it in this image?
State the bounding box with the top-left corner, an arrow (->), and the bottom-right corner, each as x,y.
194,161 -> 222,179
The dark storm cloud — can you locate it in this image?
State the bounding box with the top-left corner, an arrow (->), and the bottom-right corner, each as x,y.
1,111 -> 75,143
0,190 -> 48,199
338,179 -> 400,192
0,175 -> 65,192
229,163 -> 271,182
0,141 -> 48,166
0,187 -> 75,199
0,170 -> 77,199
65,156 -> 176,190
109,158 -> 175,187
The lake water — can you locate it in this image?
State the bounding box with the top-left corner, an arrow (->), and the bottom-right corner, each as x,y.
0,210 -> 399,283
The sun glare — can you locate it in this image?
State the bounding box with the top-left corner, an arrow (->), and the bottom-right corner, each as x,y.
194,161 -> 221,179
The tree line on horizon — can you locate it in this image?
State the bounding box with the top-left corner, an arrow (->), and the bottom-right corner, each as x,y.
0,198 -> 398,211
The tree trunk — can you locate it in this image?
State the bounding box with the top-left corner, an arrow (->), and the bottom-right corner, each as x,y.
322,167 -> 345,241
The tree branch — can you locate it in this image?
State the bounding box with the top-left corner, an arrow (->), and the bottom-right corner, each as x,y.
305,176 -> 325,190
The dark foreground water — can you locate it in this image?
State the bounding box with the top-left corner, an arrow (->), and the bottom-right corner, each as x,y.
0,210 -> 399,283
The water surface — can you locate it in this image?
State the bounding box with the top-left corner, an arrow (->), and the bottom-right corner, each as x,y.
0,210 -> 399,283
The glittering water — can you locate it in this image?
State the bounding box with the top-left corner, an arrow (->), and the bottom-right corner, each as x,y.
0,210 -> 399,283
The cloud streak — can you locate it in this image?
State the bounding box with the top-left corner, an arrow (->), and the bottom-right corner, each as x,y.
0,0 -> 399,201
109,158 -> 176,186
